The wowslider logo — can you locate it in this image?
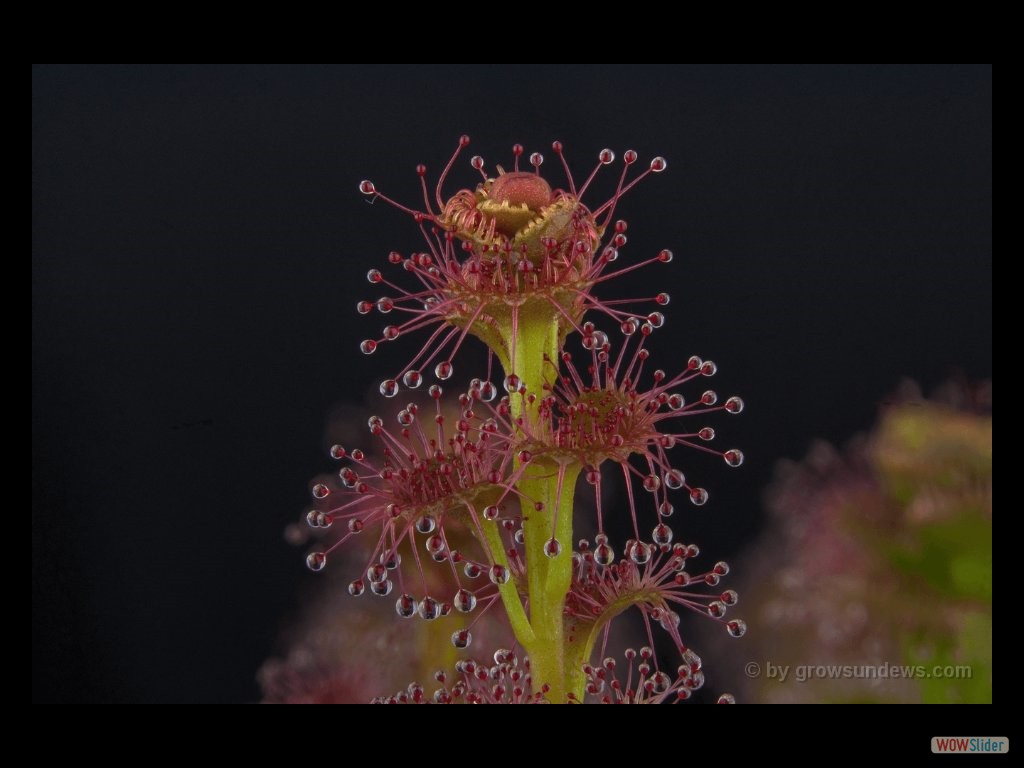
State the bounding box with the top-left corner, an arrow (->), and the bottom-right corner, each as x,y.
932,738 -> 1008,754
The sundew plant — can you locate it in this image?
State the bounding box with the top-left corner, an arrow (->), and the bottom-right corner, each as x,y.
302,137 -> 746,704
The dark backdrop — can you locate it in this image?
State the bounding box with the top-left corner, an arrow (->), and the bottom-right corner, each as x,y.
32,64 -> 992,703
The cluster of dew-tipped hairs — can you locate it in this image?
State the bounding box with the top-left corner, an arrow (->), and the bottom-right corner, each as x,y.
374,648 -> 737,704
353,138 -> 677,398
301,359 -> 746,653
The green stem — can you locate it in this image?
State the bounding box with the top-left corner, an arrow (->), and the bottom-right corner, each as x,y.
498,301 -> 585,702
517,461 -> 581,701
480,517 -> 534,645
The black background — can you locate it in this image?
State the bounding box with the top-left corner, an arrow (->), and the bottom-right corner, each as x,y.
32,65 -> 992,704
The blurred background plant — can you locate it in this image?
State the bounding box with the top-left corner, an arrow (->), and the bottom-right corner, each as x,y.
700,380 -> 991,703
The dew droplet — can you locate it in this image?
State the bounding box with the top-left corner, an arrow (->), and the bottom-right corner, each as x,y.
701,360 -> 717,376
395,593 -> 418,618
629,541 -> 652,564
593,543 -> 615,567
357,300 -> 374,315
367,563 -> 388,584
329,444 -> 346,460
652,523 -> 673,546
366,268 -> 382,283
651,670 -> 671,694
464,562 -> 483,579
659,609 -> 681,631
305,552 -> 327,571
658,501 -> 675,517
479,381 -> 497,402
451,629 -> 473,649
503,374 -> 522,393
599,148 -> 615,165
311,483 -> 330,499
623,149 -> 638,165
724,449 -> 745,467
544,538 -> 562,558
678,650 -> 701,677
714,561 -> 730,575
708,600 -> 726,618
454,588 -> 477,613
370,579 -> 393,597
664,468 -> 685,490
359,180 -> 376,195
379,379 -> 399,398
425,534 -> 446,556
657,249 -> 673,263
489,564 -> 510,585
643,475 -> 661,493
667,393 -> 685,410
726,619 -> 747,638
720,589 -> 739,606
725,396 -> 744,414
647,311 -> 665,328
376,298 -> 394,314
650,156 -> 667,173
698,427 -> 715,441
416,515 -> 437,534
435,361 -> 454,380
655,292 -> 670,305
382,324 -> 399,341
717,693 -> 737,704
418,596 -> 441,620
689,487 -> 709,506
701,390 -> 718,405
348,578 -> 365,596
483,505 -> 500,521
